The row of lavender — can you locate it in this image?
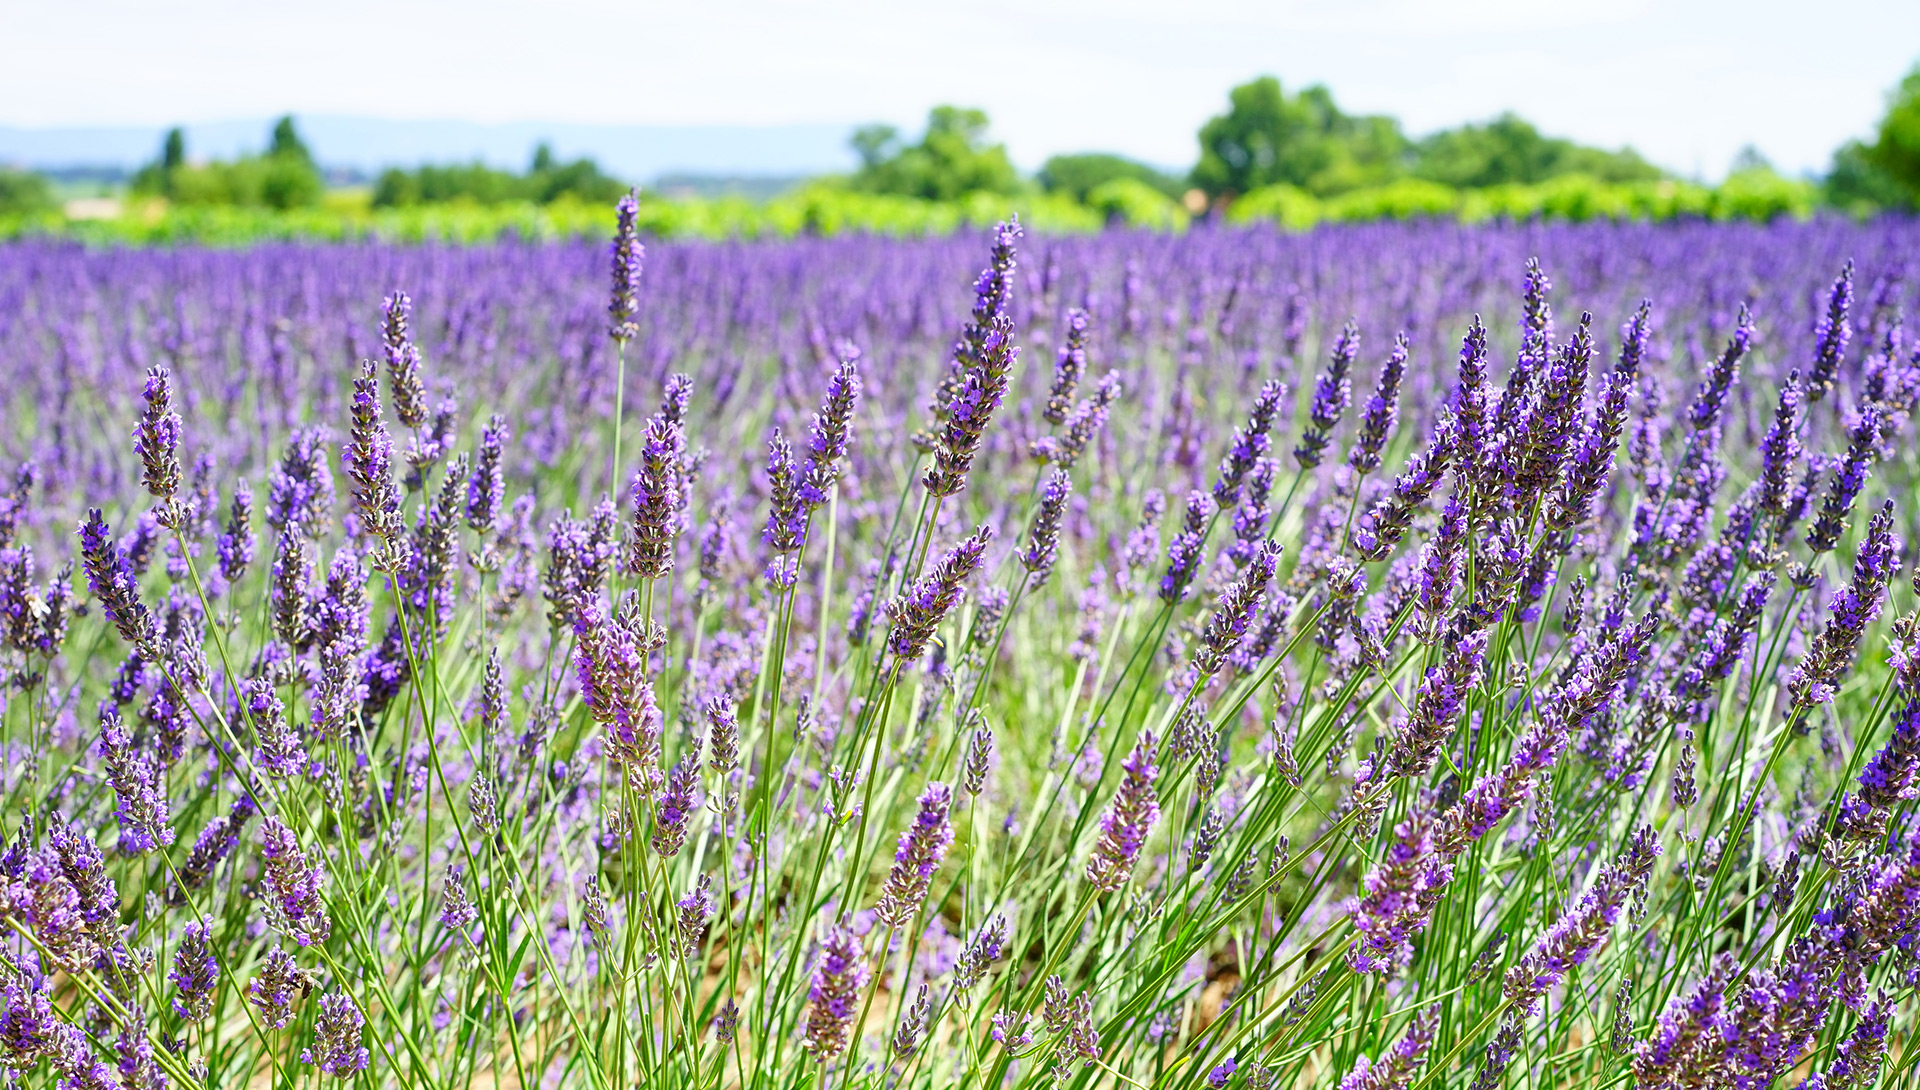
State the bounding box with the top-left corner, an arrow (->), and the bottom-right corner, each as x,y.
0,212 -> 1915,1090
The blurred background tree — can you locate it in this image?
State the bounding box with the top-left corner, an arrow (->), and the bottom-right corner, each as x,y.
130,116 -> 323,209
1190,76 -> 1408,199
1829,62 -> 1920,211
1036,153 -> 1183,202
849,106 -> 1019,200
1410,113 -> 1661,187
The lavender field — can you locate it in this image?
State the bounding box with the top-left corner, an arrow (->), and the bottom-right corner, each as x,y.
0,211 -> 1919,1090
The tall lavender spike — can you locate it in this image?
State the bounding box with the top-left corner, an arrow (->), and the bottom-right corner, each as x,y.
1804,408 -> 1880,561
79,510 -> 156,651
244,675 -> 305,777
1346,802 -> 1453,974
1387,627 -> 1489,777
1504,825 -> 1659,1007
1194,540 -> 1281,678
954,915 -> 1008,993
1350,334 -> 1408,474
1043,308 -> 1090,425
609,189 -> 644,342
651,755 -> 699,857
1034,370 -> 1123,469
1085,730 -> 1160,892
886,524 -> 995,662
875,782 -> 955,926
1687,304 -> 1752,432
466,413 -> 508,536
217,480 -> 256,583
763,429 -> 805,557
1296,321 -> 1358,469
923,219 -> 1021,498
1336,1007 -> 1439,1090
301,992 -> 370,1078
1841,696 -> 1920,840
705,694 -> 740,775
345,359 -> 403,550
801,343 -> 861,506
440,864 -> 478,933
1756,371 -> 1804,520
963,723 -> 994,796
98,709 -> 172,854
802,924 -> 869,1060
134,365 -> 184,525
259,817 -> 330,946
248,946 -> 313,1029
1159,490 -> 1213,604
169,920 -> 218,1022
1020,470 -> 1072,589
1790,500 -> 1899,708
1826,993 -> 1892,1090
1808,260 -> 1854,403
381,291 -> 427,429
1215,380 -> 1287,504
48,1021 -> 115,1090
630,414 -> 685,580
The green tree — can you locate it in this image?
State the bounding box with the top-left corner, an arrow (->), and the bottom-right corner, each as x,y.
1190,76 -> 1408,200
1412,113 -> 1661,188
0,169 -> 56,217
1865,63 -> 1920,208
268,116 -> 315,167
162,128 -> 186,172
850,107 -> 1019,201
1038,153 -> 1182,201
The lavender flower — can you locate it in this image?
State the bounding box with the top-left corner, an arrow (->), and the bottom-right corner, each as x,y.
170,920 -> 218,1022
609,189 -> 644,341
1020,470 -> 1071,589
676,874 -> 716,960
1296,320 -> 1358,469
302,992 -> 370,1078
802,344 -> 861,505
629,415 -> 684,579
1350,334 -> 1408,474
1688,304 -> 1752,431
1504,825 -> 1659,1006
98,709 -> 172,853
466,413 -> 508,535
79,510 -> 155,650
440,863 -> 478,933
1790,500 -> 1899,707
134,366 -> 184,519
259,816 -> 330,946
923,220 -> 1021,497
1805,408 -> 1880,559
1160,490 -> 1213,604
875,782 -> 955,926
249,947 -> 312,1029
1086,730 -> 1160,892
1216,380 -> 1287,503
345,359 -> 403,549
886,524 -> 994,662
802,923 -> 869,1060
1195,540 -> 1281,678
381,291 -> 427,429
1808,260 -> 1853,402
243,675 -> 304,777
1337,1007 -> 1438,1090
651,755 -> 699,857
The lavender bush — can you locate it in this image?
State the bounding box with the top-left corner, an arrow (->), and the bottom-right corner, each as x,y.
0,210 -> 1917,1089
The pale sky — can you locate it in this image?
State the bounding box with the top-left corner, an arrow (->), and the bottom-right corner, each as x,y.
4,0 -> 1917,179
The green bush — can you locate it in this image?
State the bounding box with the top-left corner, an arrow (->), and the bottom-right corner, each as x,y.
1712,168 -> 1817,222
1225,184 -> 1322,230
1324,178 -> 1458,221
0,169 -> 57,217
1084,178 -> 1188,230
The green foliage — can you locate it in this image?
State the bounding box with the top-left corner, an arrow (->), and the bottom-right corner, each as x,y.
1711,166 -> 1817,222
1083,177 -> 1189,230
850,107 -> 1021,201
130,118 -> 324,210
370,146 -> 627,209
1826,140 -> 1910,214
1037,153 -> 1182,201
0,169 -> 57,217
1191,76 -> 1409,199
1412,113 -> 1663,187
1865,64 -> 1920,208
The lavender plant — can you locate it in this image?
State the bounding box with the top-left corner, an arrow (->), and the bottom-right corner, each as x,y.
0,213 -> 1915,1089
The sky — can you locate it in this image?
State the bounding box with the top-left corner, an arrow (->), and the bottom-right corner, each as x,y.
3,0 -> 1917,180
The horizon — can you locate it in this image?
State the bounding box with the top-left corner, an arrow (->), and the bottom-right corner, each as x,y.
5,0 -> 1918,185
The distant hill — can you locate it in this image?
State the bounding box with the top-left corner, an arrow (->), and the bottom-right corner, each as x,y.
0,117 -> 858,183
